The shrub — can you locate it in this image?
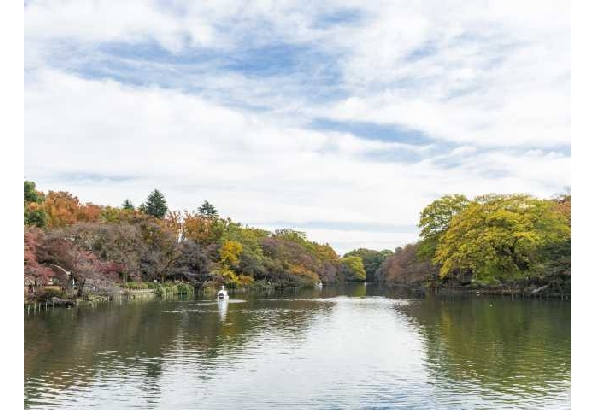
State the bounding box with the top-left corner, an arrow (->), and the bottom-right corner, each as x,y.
122,282 -> 149,289
176,283 -> 194,295
37,286 -> 64,301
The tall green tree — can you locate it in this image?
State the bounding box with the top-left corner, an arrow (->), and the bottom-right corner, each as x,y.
418,194 -> 470,260
24,181 -> 48,228
24,207 -> 48,228
140,189 -> 168,219
122,199 -> 135,211
198,201 -> 218,218
24,181 -> 43,203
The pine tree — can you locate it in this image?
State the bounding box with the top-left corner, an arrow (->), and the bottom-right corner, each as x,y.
122,199 -> 135,211
140,189 -> 168,218
198,200 -> 218,218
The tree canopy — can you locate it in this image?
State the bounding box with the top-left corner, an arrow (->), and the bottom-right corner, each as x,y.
122,199 -> 135,211
25,181 -> 43,203
417,194 -> 470,260
434,194 -> 570,284
22,180 -> 572,296
140,189 -> 168,219
198,201 -> 218,218
343,248 -> 393,282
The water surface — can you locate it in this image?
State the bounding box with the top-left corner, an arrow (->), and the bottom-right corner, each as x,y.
25,284 -> 570,409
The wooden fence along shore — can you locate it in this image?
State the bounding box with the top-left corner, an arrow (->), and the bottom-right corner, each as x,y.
428,285 -> 570,300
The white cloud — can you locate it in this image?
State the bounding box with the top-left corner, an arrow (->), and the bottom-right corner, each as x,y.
24,1 -> 570,252
25,0 -> 215,51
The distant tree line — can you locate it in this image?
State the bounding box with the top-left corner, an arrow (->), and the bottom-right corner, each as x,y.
24,181 -> 571,296
24,182 -> 366,295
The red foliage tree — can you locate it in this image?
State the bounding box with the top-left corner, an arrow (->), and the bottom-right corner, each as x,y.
24,227 -> 54,286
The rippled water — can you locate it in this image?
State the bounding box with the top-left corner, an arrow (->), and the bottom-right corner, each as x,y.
25,284 -> 570,409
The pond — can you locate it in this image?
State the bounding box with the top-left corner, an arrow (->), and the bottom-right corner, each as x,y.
24,284 -> 570,409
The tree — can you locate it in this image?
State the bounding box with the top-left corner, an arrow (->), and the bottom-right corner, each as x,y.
260,236 -> 334,285
172,241 -> 212,282
24,181 -> 48,227
219,240 -> 243,267
122,199 -> 135,211
434,194 -> 570,284
140,189 -> 168,219
532,195 -> 571,294
101,206 -> 123,223
338,256 -> 366,282
24,181 -> 43,203
375,243 -> 438,284
182,211 -> 228,245
221,224 -> 269,279
77,203 -> 102,223
66,222 -> 145,283
24,227 -> 54,286
217,240 -> 243,285
418,194 -> 470,260
138,220 -> 181,282
274,229 -> 308,243
344,248 -> 393,282
42,191 -> 81,227
24,203 -> 48,228
35,229 -> 120,296
198,201 -> 218,218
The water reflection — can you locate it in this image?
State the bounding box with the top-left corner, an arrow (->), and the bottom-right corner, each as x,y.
24,295 -> 329,409
396,297 -> 571,408
24,286 -> 570,409
217,300 -> 228,322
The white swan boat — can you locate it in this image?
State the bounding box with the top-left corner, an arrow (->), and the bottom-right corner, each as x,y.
217,286 -> 229,300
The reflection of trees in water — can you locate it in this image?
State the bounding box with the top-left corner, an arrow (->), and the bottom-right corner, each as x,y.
279,282 -> 373,299
25,296 -> 326,404
270,282 -> 423,300
24,300 -> 177,405
397,297 -> 571,397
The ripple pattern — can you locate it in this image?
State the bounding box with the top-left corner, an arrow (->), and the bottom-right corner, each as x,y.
25,287 -> 570,409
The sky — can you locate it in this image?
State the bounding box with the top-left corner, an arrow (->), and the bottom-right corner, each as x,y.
24,0 -> 570,254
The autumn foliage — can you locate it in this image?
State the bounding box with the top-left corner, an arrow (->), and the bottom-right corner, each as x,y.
376,193 -> 572,293
24,180 -> 571,296
23,182 -> 369,296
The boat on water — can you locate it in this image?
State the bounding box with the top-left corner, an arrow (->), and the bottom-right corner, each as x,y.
316,282 -> 323,288
217,285 -> 229,300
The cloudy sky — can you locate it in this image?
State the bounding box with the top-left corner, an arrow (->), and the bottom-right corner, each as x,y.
24,0 -> 570,254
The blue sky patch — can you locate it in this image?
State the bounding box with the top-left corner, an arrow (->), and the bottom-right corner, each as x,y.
309,118 -> 435,145
313,8 -> 365,28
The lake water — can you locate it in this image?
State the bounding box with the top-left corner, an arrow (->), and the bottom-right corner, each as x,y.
24,284 -> 570,409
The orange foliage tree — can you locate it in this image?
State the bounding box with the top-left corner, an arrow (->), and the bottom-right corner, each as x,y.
43,191 -> 81,227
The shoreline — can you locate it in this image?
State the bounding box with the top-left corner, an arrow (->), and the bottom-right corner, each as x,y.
24,280 -> 570,311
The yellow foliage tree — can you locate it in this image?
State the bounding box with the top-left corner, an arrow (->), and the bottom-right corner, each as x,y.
219,240 -> 243,266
